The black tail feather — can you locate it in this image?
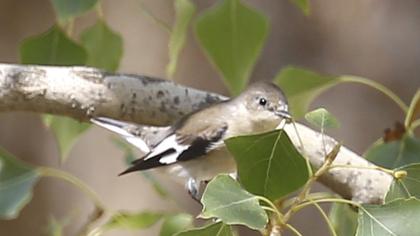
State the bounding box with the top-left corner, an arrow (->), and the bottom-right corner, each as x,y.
119,148 -> 176,176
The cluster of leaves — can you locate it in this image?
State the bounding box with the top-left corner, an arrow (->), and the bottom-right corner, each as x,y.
1,0 -> 420,236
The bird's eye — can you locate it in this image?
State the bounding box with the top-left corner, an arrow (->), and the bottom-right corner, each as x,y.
259,98 -> 267,106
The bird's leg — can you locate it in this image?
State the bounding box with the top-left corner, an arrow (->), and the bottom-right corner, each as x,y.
186,178 -> 201,203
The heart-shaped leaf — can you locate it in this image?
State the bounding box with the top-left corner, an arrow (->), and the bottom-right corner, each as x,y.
305,107 -> 340,129
196,0 -> 268,95
20,25 -> 87,66
166,0 -> 195,79
200,175 -> 268,230
80,20 -> 123,72
225,130 -> 309,200
274,66 -> 339,118
0,147 -> 40,219
160,213 -> 193,236
176,222 -> 233,236
356,198 -> 420,236
365,134 -> 420,169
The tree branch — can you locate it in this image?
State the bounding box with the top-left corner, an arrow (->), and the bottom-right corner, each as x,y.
0,63 -> 393,204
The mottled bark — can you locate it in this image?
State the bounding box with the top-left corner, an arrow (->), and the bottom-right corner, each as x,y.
0,63 -> 393,204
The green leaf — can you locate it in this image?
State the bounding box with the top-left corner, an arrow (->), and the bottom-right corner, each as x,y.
80,20 -> 123,72
43,115 -> 90,162
51,0 -> 98,22
289,0 -> 310,15
365,134 -> 420,169
386,164 -> 420,202
166,0 -> 195,79
405,89 -> 420,128
20,25 -> 87,66
0,147 -> 40,219
103,211 -> 163,230
196,0 -> 268,95
160,213 -> 193,236
305,107 -> 340,129
200,175 -> 268,230
329,203 -> 358,236
356,198 -> 420,236
274,66 -> 339,118
225,130 -> 309,200
176,222 -> 233,236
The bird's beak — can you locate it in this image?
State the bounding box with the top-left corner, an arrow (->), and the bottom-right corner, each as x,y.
275,110 -> 292,122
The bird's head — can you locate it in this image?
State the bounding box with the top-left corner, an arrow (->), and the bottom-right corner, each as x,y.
237,82 -> 291,131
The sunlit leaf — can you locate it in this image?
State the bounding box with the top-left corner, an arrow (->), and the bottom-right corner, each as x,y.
160,213 -> 193,236
103,211 -> 163,230
356,198 -> 420,236
80,20 -> 123,72
20,25 -> 87,66
329,203 -> 358,236
196,0 -> 268,95
176,222 -> 233,236
365,134 -> 420,169
200,175 -> 268,230
274,66 -> 339,118
386,164 -> 420,202
289,0 -> 310,15
166,0 -> 195,79
405,89 -> 420,128
225,130 -> 308,200
51,0 -> 98,22
43,115 -> 90,162
0,147 -> 40,219
305,107 -> 340,129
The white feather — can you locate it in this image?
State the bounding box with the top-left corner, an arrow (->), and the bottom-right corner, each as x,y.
145,134 -> 189,164
91,118 -> 150,153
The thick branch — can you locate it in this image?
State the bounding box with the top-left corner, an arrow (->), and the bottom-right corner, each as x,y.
0,63 -> 393,204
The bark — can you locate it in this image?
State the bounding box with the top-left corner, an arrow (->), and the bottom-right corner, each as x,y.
0,63 -> 393,204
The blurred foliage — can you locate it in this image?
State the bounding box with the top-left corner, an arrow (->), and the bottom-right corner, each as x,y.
329,203 -> 358,236
196,0 -> 268,95
80,20 -> 123,71
51,0 -> 98,22
103,211 -> 163,230
20,25 -> 87,65
166,0 -> 195,79
305,107 -> 340,129
160,213 -> 194,236
0,148 -> 40,219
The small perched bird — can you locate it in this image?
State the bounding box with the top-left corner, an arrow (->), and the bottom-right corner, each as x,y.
91,82 -> 291,200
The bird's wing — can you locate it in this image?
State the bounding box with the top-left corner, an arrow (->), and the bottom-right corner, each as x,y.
91,117 -> 152,153
119,122 -> 228,175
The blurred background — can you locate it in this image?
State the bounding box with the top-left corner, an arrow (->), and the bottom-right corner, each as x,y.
0,0 -> 419,235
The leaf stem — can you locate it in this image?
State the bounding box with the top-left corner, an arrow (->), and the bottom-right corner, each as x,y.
256,196 -> 284,222
340,76 -> 408,113
307,199 -> 338,236
39,167 -> 106,210
293,198 -> 361,212
285,224 -> 303,236
410,119 -> 420,131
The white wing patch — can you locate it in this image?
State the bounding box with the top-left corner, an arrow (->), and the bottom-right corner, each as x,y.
144,134 -> 189,165
91,117 -> 151,153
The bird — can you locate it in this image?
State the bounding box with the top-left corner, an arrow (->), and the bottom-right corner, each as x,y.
91,82 -> 291,200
